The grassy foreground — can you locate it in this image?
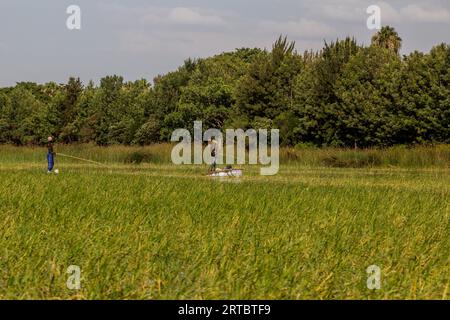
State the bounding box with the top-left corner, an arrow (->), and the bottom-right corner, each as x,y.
0,145 -> 448,299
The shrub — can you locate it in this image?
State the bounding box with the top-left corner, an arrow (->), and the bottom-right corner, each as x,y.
321,152 -> 382,168
124,151 -> 153,164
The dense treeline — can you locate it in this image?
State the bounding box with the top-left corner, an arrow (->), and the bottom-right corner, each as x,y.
0,26 -> 448,147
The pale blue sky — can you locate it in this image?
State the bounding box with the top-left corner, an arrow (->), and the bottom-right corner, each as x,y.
0,0 -> 449,86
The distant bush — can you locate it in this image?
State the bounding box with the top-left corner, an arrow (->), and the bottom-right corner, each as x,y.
0,143 -> 448,168
321,152 -> 382,168
282,149 -> 299,161
295,142 -> 317,150
124,151 -> 153,164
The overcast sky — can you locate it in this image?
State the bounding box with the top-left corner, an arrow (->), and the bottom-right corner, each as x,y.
0,0 -> 449,87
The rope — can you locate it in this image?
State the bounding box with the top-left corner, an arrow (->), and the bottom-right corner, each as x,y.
56,153 -> 108,167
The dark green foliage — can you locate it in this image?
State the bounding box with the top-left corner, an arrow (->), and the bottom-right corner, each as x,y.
58,77 -> 83,143
0,27 -> 448,147
236,36 -> 302,121
133,116 -> 161,145
371,26 -> 402,55
294,37 -> 362,146
321,153 -> 382,168
123,151 -> 153,164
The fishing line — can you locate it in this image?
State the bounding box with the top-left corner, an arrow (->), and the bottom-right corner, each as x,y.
57,153 -> 108,167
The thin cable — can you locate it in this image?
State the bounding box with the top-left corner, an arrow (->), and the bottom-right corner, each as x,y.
56,153 -> 108,167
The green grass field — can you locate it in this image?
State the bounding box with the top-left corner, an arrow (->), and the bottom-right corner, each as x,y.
0,145 -> 448,299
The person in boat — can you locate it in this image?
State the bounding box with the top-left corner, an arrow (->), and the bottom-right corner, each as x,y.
208,138 -> 218,173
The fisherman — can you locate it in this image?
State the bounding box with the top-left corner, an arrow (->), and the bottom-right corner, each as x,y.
47,136 -> 56,173
208,138 -> 218,173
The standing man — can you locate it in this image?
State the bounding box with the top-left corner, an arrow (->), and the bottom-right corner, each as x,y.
47,136 -> 55,173
208,138 -> 218,173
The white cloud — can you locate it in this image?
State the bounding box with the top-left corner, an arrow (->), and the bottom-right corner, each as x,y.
320,3 -> 366,22
168,7 -> 226,26
119,29 -> 261,58
259,18 -> 334,38
103,4 -> 228,27
400,4 -> 450,24
137,6 -> 227,27
305,1 -> 450,25
376,1 -> 402,23
375,2 -> 450,24
139,7 -> 169,25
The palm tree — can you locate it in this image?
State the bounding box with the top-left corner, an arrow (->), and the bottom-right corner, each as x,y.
371,26 -> 402,55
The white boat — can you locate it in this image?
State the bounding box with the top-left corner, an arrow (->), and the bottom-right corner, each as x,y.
209,169 -> 243,177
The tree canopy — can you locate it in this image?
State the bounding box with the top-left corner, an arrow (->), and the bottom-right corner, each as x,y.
0,28 -> 448,147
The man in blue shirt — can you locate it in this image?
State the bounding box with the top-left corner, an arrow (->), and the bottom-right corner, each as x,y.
47,136 -> 55,173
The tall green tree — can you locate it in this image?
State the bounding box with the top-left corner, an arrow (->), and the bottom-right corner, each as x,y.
371,26 -> 402,55
335,46 -> 402,146
90,75 -> 125,145
0,35 -> 448,147
0,92 -> 12,143
235,36 -> 302,125
293,38 -> 361,146
58,77 -> 84,143
397,44 -> 450,143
